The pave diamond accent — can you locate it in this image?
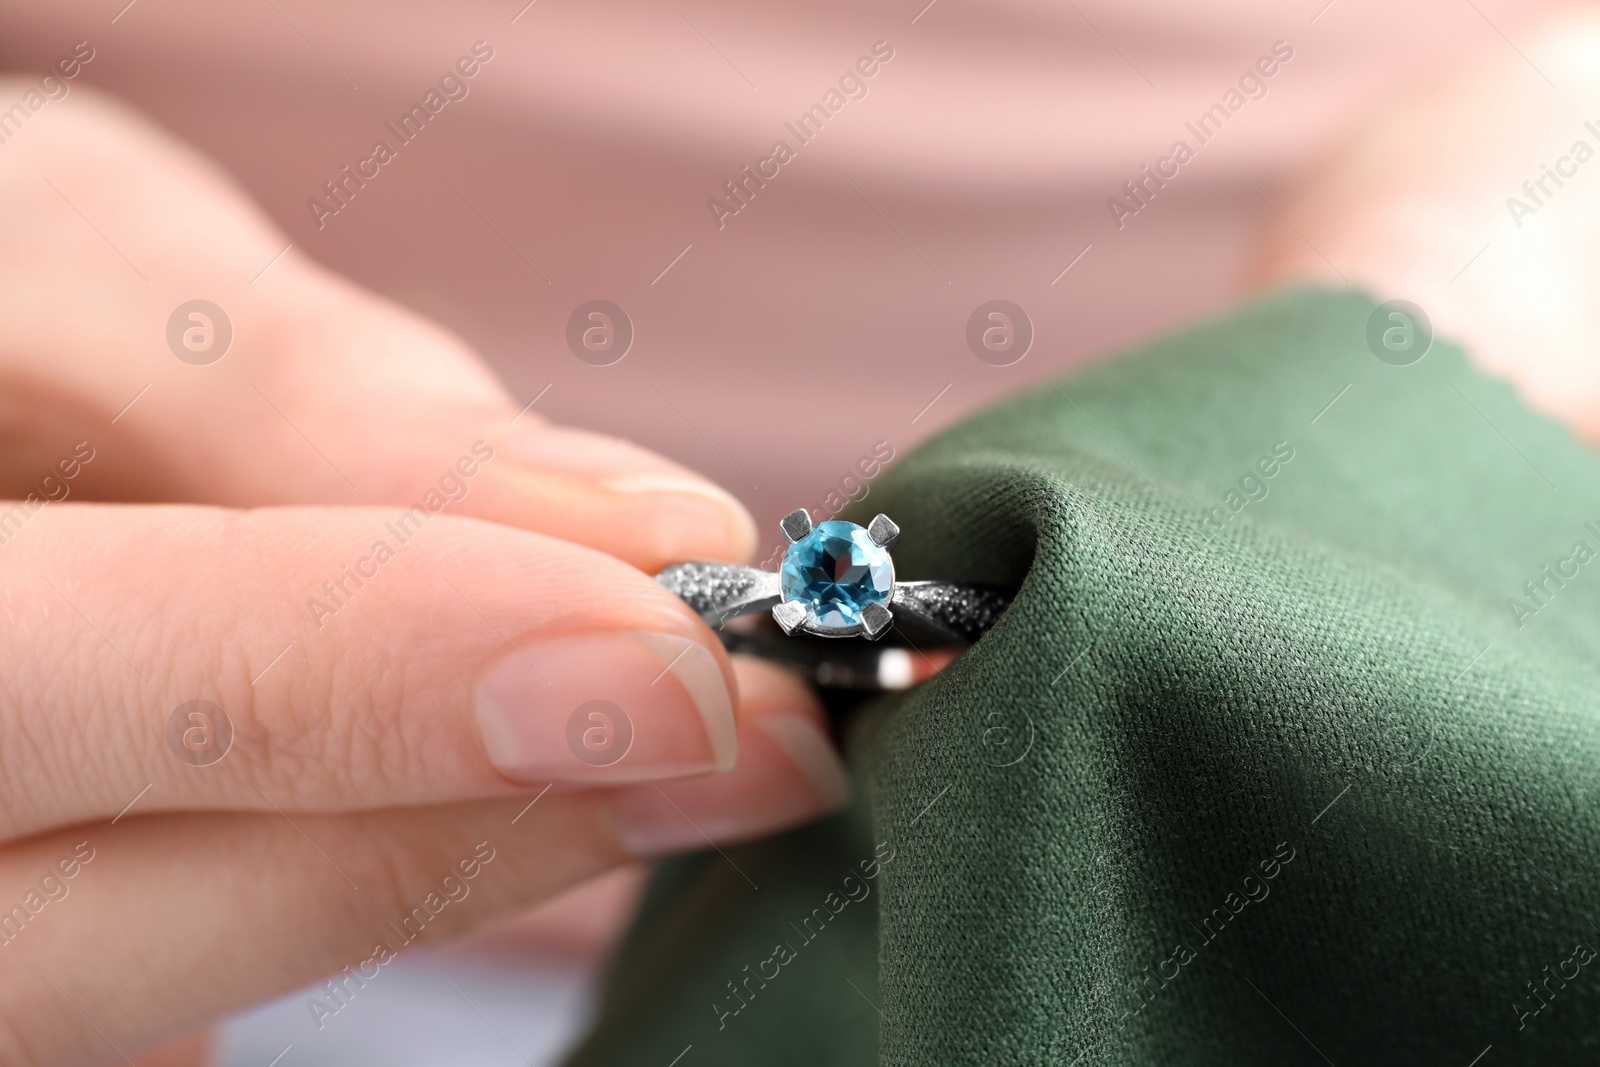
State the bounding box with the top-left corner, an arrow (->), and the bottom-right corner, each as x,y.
655,561 -> 777,624
890,581 -> 1011,644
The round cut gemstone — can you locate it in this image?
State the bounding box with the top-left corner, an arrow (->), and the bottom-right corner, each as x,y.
780,520 -> 895,630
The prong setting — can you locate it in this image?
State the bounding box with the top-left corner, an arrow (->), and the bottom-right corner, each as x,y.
780,508 -> 813,543
655,508 -> 1011,653
861,602 -> 893,640
867,514 -> 900,549
772,600 -> 808,635
776,511 -> 897,638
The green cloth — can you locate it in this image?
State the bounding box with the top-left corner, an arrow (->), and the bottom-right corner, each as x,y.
564,288 -> 1600,1065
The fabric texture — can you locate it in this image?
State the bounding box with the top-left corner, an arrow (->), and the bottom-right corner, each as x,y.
563,288 -> 1600,1065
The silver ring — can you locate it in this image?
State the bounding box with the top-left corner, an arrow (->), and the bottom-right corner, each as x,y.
655,508 -> 1011,646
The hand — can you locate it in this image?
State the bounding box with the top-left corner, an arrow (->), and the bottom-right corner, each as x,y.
1247,4 -> 1600,441
0,82 -> 848,1064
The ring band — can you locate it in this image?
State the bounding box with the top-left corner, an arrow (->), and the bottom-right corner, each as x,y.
656,509 -> 1011,646
718,630 -> 944,690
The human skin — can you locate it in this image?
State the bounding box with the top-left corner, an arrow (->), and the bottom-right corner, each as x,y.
0,83 -> 848,1065
1249,6 -> 1600,443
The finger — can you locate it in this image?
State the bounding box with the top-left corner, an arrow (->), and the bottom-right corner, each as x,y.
0,84 -> 753,569
610,655 -> 850,854
0,761 -> 844,1065
0,797 -> 622,1064
447,659 -> 845,955
129,1030 -> 213,1067
0,502 -> 839,839
484,864 -> 647,961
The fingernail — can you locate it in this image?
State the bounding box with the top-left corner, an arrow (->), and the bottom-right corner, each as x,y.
495,424 -> 757,562
495,422 -> 675,476
753,715 -> 852,808
611,712 -> 851,856
474,630 -> 736,785
598,472 -> 749,517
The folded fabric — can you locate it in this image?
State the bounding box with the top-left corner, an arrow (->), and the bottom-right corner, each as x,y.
563,288 -> 1600,1066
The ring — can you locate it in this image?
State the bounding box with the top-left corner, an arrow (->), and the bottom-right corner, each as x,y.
656,508 -> 1012,646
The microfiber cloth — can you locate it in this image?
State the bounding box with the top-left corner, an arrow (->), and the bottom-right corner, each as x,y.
562,287 -> 1600,1065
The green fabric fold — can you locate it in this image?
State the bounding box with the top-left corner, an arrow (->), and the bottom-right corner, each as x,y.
564,288 -> 1600,1065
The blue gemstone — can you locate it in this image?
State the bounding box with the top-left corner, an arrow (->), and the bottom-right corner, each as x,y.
780,520 -> 895,630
